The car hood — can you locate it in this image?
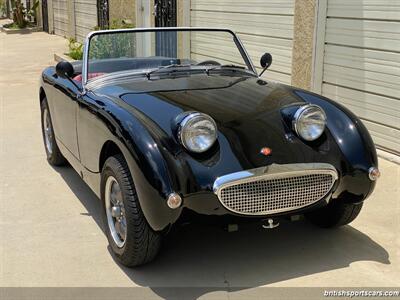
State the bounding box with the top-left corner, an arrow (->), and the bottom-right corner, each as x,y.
100,73 -> 302,123
94,73 -> 341,175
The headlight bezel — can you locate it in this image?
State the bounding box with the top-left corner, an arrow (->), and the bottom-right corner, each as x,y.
292,104 -> 327,141
178,112 -> 218,153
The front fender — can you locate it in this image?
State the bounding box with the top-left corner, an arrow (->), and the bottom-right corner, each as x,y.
78,91 -> 181,232
103,98 -> 182,232
294,90 -> 378,200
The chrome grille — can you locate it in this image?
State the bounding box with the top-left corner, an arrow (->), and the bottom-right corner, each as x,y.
217,171 -> 336,215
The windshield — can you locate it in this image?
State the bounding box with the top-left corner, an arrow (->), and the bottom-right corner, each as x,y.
84,28 -> 255,85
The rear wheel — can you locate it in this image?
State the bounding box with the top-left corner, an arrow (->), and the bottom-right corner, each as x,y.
40,98 -> 66,166
306,201 -> 363,228
101,155 -> 161,267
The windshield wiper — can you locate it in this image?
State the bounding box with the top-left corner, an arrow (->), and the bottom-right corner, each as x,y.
206,64 -> 247,75
145,64 -> 193,79
220,64 -> 246,69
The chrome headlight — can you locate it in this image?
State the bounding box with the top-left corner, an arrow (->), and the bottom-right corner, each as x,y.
293,105 -> 327,141
178,112 -> 217,153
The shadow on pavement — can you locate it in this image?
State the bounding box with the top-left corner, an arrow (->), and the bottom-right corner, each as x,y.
55,165 -> 390,300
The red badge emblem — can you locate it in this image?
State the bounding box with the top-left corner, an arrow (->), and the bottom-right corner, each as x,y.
260,147 -> 272,156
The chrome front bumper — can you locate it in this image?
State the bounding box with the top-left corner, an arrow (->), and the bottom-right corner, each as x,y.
213,163 -> 338,216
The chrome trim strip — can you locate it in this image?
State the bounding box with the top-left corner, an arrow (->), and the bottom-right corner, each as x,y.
82,34 -> 89,93
213,163 -> 338,216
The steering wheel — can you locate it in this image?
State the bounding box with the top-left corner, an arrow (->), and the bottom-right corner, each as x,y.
196,60 -> 221,66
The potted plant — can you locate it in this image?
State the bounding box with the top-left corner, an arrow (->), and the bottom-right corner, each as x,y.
1,0 -> 40,33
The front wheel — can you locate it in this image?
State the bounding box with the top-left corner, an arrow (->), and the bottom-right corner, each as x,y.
101,155 -> 161,267
306,201 -> 363,228
40,98 -> 66,166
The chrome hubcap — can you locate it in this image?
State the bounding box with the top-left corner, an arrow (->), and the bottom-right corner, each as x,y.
43,108 -> 53,154
105,176 -> 127,248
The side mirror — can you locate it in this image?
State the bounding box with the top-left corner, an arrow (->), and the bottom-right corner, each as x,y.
55,61 -> 83,93
56,61 -> 74,78
259,53 -> 272,77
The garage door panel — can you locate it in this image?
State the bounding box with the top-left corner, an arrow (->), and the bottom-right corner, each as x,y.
247,49 -> 291,74
257,68 -> 291,84
325,45 -> 400,77
191,33 -> 291,74
323,64 -> 399,98
239,34 -> 293,52
191,1 -> 293,84
240,35 -> 292,74
325,18 -> 400,52
361,120 -> 400,154
51,0 -> 97,40
52,1 -> 67,10
326,18 -> 400,33
53,0 -> 68,36
191,11 -> 293,39
75,13 -> 97,27
53,13 -> 68,23
322,84 -> 400,129
74,0 -> 97,41
328,0 -> 400,21
191,0 -> 294,15
191,43 -> 246,66
54,23 -> 68,36
74,2 -> 97,13
322,0 -> 400,154
190,52 -> 290,84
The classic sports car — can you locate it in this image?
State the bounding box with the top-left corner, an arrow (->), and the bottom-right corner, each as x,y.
40,28 -> 380,267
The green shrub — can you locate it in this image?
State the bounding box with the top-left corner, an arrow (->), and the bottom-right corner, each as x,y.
67,38 -> 83,60
89,32 -> 136,60
3,23 -> 20,29
66,19 -> 135,61
90,19 -> 135,60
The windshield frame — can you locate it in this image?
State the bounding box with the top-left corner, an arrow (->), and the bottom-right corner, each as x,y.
82,27 -> 257,90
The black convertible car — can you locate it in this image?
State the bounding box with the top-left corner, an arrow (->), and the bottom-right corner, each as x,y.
39,28 -> 380,267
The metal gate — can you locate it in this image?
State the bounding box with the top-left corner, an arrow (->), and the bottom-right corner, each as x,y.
41,0 -> 49,33
97,0 -> 109,29
154,0 -> 177,58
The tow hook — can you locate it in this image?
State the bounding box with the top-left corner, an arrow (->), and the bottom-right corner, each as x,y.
262,218 -> 280,229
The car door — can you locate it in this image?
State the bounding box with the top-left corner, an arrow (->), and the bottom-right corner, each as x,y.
48,77 -> 80,160
76,91 -> 110,173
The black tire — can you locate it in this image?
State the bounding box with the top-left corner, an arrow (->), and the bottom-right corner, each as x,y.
306,201 -> 363,228
101,155 -> 161,267
40,98 -> 66,166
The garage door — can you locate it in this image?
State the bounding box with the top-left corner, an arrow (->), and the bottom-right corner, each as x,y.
190,0 -> 294,84
74,0 -> 98,41
318,0 -> 400,155
53,0 -> 68,36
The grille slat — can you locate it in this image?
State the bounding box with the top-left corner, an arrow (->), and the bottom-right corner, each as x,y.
218,172 -> 336,215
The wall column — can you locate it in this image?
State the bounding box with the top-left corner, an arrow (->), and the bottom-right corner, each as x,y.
67,0 -> 76,38
36,0 -> 43,28
291,0 -> 317,90
47,0 -> 54,34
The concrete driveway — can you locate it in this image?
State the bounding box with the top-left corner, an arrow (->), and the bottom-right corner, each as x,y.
1,30 -> 399,299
